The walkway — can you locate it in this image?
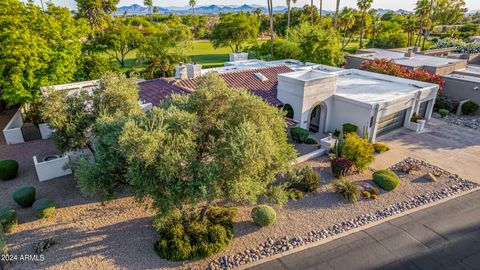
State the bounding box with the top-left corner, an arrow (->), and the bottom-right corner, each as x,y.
248,190 -> 480,270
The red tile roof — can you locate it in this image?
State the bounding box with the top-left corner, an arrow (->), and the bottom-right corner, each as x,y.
138,65 -> 294,107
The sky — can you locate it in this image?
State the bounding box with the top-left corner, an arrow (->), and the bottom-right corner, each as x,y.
24,0 -> 480,11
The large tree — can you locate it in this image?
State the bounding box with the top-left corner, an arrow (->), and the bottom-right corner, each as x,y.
338,7 -> 356,50
357,0 -> 373,49
211,13 -> 260,53
414,0 -> 430,47
267,0 -> 274,55
98,25 -> 145,68
75,0 -> 119,31
189,0 -> 196,15
286,0 -> 298,35
117,72 -> 296,218
334,0 -> 341,29
0,0 -> 88,106
433,0 -> 467,25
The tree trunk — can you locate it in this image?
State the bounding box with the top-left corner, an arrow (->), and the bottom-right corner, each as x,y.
422,0 -> 434,50
319,0 -> 323,27
268,0 -> 274,56
310,0 -> 314,26
334,0 -> 340,29
359,12 -> 365,49
287,1 -> 291,37
416,14 -> 425,47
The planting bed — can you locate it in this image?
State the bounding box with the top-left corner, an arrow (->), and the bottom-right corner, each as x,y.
434,112 -> 480,130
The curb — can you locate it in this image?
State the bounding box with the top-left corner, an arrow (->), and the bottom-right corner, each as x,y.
239,186 -> 480,270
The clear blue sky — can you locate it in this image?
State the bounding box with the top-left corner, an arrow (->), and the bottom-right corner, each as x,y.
25,0 -> 480,11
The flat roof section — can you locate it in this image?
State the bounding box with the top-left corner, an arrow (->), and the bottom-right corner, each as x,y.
335,71 -> 427,104
358,49 -> 464,68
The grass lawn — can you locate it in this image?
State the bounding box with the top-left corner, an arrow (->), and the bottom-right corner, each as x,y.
110,40 -> 232,72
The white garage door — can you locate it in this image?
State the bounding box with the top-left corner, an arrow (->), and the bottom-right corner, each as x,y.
377,109 -> 407,136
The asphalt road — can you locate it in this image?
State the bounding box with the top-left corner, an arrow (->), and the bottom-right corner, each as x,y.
248,190 -> 480,270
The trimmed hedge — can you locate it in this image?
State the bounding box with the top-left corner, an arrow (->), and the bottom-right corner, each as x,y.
373,170 -> 400,191
342,123 -> 358,134
154,206 -> 236,261
0,208 -> 18,233
290,127 -> 309,143
0,160 -> 19,181
461,101 -> 479,115
13,186 -> 36,207
251,205 -> 276,227
32,198 -> 56,218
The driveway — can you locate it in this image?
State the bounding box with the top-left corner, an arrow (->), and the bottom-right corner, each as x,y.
248,190 -> 480,270
373,118 -> 480,184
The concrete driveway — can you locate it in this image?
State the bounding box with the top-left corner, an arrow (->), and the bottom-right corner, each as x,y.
374,118 -> 480,184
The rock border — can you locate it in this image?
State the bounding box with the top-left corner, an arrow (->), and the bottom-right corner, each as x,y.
434,113 -> 480,130
206,157 -> 479,270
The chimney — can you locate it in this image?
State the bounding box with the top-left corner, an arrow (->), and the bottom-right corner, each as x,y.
175,63 -> 187,79
229,52 -> 249,62
405,48 -> 415,58
186,63 -> 202,78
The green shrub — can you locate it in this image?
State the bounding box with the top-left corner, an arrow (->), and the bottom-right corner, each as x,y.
290,127 -> 309,143
286,166 -> 320,192
289,189 -> 304,200
370,187 -> 379,195
373,170 -> 400,191
0,160 -> 19,181
251,205 -> 276,227
373,143 -> 390,154
333,178 -> 359,203
305,138 -> 318,144
12,186 -> 36,207
331,157 -> 353,178
0,224 -> 7,255
263,185 -> 290,206
461,101 -> 479,115
438,109 -> 449,118
342,123 -> 358,134
435,95 -> 458,112
32,198 -> 56,218
342,133 -> 375,171
410,113 -> 423,123
154,206 -> 235,261
0,208 -> 18,233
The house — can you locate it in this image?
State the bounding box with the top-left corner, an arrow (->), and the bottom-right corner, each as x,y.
139,59 -> 439,142
346,48 -> 480,104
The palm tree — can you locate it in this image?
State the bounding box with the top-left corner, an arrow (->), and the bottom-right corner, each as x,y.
144,0 -> 153,22
39,0 -> 45,11
403,15 -> 417,46
421,0 -> 434,50
286,0 -> 297,35
334,0 -> 341,29
310,0 -> 315,26
369,15 -> 382,48
414,0 -> 430,47
339,7 -> 355,50
357,0 -> 373,49
189,0 -> 196,15
267,0 -> 274,55
319,0 -> 323,27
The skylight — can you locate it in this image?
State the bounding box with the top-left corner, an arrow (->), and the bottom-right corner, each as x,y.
254,72 -> 268,82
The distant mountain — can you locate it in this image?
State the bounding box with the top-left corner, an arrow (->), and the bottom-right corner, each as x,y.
114,4 -> 288,16
375,8 -> 413,15
466,9 -> 479,15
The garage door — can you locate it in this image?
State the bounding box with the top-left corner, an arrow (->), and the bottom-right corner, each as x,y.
377,109 -> 407,136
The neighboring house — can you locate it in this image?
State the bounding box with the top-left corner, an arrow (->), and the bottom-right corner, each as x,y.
139,59 -> 439,142
346,48 -> 480,104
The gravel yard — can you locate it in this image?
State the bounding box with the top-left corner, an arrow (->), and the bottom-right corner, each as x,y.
0,109 -> 477,270
433,112 -> 480,130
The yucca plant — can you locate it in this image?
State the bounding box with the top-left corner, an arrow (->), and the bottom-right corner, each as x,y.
333,178 -> 359,203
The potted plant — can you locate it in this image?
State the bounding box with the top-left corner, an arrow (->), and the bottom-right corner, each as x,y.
21,97 -> 43,141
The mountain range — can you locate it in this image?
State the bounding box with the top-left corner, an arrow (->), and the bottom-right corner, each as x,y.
115,4 -> 414,16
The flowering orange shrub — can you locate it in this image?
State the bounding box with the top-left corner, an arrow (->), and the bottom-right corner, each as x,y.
360,59 -> 445,95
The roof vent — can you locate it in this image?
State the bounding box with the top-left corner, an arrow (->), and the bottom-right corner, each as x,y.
254,72 -> 268,82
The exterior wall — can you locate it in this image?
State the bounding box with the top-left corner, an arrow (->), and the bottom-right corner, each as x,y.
328,96 -> 374,136
2,110 -> 24,144
345,55 -> 368,69
33,155 -> 72,182
442,77 -> 480,104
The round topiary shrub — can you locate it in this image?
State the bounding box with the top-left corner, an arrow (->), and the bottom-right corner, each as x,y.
32,198 -> 56,218
12,186 -> 36,207
438,109 -> 449,118
251,205 -> 276,227
0,208 -> 18,233
461,101 -> 479,115
373,170 -> 400,191
0,160 -> 19,181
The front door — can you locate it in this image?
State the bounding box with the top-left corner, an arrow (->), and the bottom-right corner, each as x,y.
309,105 -> 321,132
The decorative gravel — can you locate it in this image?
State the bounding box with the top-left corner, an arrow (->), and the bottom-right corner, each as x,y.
206,157 -> 479,270
435,112 -> 480,130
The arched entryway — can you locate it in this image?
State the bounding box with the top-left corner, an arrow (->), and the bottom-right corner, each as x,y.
309,103 -> 327,133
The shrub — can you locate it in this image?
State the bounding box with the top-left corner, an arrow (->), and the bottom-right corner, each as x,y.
289,190 -> 304,201
0,160 -> 19,181
362,191 -> 371,199
438,109 -> 449,118
435,95 -> 458,112
290,127 -> 309,143
342,133 -> 375,171
330,157 -> 353,178
342,123 -> 358,134
154,206 -> 235,261
461,101 -> 479,115
12,186 -> 36,207
333,179 -> 359,203
263,184 -> 290,206
373,143 -> 390,154
373,170 -> 400,191
0,208 -> 17,233
286,166 -> 320,192
32,198 -> 56,218
305,138 -> 318,144
410,113 -> 423,123
371,194 -> 377,200
370,187 -> 379,196
0,224 -> 7,255
251,205 -> 276,227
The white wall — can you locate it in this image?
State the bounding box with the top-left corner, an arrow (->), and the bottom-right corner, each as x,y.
3,110 -> 25,144
328,96 -> 374,135
33,155 -> 72,182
